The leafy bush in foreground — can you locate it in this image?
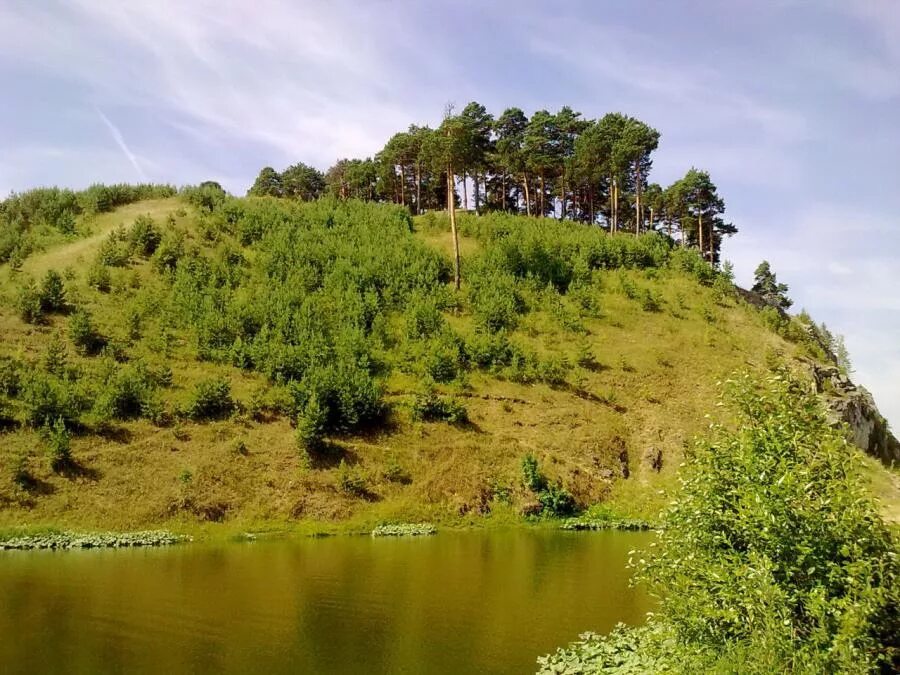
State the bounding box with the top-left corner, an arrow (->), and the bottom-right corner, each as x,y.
541,371 -> 899,673
185,376 -> 235,420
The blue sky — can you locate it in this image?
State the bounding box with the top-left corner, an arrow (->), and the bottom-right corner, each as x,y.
1,0 -> 898,425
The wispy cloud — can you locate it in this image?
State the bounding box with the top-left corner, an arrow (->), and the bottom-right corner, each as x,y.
95,107 -> 147,181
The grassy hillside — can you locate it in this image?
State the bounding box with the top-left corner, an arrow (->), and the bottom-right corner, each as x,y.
0,193 -> 895,534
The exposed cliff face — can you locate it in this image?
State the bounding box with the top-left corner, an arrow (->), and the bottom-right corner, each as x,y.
808,361 -> 900,466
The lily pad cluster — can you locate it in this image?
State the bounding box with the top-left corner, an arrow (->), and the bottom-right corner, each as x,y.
0,530 -> 189,550
370,523 -> 437,537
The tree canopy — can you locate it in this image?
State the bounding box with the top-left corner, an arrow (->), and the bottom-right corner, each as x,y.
247,102 -> 739,262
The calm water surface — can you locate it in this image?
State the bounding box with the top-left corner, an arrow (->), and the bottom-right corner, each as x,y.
0,529 -> 651,674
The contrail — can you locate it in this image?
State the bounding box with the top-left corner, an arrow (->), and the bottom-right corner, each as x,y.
95,107 -> 148,182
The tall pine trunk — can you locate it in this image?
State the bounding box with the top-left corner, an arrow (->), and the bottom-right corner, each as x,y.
415,161 -> 421,214
539,172 -> 545,217
448,167 -> 460,290
523,173 -> 531,217
698,212 -> 704,258
634,161 -> 642,235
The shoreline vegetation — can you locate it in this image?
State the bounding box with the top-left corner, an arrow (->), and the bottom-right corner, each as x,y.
0,529 -> 188,550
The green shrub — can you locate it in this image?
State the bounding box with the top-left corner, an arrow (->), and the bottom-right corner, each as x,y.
337,459 -> 368,496
289,362 -> 384,436
469,272 -> 522,333
465,330 -> 516,371
42,332 -> 68,376
0,356 -> 22,396
96,228 -> 131,267
86,261 -> 111,292
69,308 -> 105,355
295,396 -> 327,453
405,296 -> 445,339
16,279 -> 44,323
43,417 -> 72,471
521,453 -> 546,492
95,362 -> 157,421
547,371 -> 900,672
20,372 -> 81,427
39,270 -> 67,312
521,453 -> 575,517
152,229 -> 185,273
185,376 -> 235,420
127,214 -> 162,257
421,331 -> 465,383
410,388 -> 468,424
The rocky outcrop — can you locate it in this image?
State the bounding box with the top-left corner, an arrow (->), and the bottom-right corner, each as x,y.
808,362 -> 900,466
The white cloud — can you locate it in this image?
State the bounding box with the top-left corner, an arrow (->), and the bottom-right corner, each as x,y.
95,108 -> 147,182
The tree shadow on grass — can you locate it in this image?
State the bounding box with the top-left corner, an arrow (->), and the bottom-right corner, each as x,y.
58,459 -> 102,482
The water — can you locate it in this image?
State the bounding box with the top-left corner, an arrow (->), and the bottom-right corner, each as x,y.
0,529 -> 652,674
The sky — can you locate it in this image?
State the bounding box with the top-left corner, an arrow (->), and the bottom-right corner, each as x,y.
1,0 -> 898,426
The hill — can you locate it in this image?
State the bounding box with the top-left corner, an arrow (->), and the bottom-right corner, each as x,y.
0,190 -> 896,534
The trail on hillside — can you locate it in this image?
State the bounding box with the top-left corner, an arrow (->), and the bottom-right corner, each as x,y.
21,198 -> 180,276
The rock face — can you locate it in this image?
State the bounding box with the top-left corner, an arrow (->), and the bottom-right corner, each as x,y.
808,362 -> 900,466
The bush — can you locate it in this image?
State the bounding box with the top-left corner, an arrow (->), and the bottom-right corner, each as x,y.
545,371 -> 900,672
152,229 -> 185,273
336,459 -> 368,496
96,228 -> 131,267
43,417 -> 72,471
410,388 -> 468,424
86,261 -> 111,292
0,356 -> 22,396
69,308 -> 105,355
39,270 -> 67,312
20,371 -> 81,427
95,362 -> 157,421
295,396 -> 327,453
128,214 -> 162,257
289,362 -> 384,436
185,376 -> 235,420
521,454 -> 575,517
405,295 -> 445,339
16,280 -> 44,324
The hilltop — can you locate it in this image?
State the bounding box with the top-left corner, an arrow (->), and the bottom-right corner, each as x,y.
0,189 -> 896,534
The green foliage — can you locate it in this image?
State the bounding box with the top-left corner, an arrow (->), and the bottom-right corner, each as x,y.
410,387 -> 468,424
371,523 -> 436,537
69,308 -> 105,355
0,184 -> 172,265
43,417 -> 72,472
336,459 -> 368,496
95,362 -> 158,421
295,396 -> 327,453
550,372 -> 900,673
42,332 -> 69,376
521,453 -> 545,492
752,260 -> 792,310
538,624 -> 668,674
96,227 -> 132,267
0,356 -> 22,396
181,182 -> 227,212
39,270 -> 67,312
16,279 -> 44,324
639,371 -> 899,670
521,454 -> 575,517
185,376 -> 235,420
20,371 -> 82,427
86,261 -> 111,292
127,214 -> 162,257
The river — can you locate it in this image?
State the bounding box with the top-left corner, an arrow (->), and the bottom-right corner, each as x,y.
0,528 -> 651,674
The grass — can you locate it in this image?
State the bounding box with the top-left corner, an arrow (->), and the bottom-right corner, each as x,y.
0,198 -> 896,535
